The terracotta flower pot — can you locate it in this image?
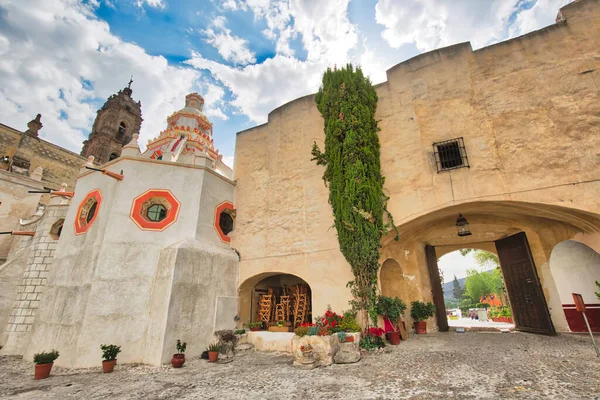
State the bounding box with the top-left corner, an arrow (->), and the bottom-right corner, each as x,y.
250,327 -> 261,332
208,351 -> 219,362
102,359 -> 116,373
386,330 -> 401,345
34,362 -> 53,380
171,354 -> 185,368
415,321 -> 427,334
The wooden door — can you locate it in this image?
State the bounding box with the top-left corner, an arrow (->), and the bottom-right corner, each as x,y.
495,232 -> 555,335
425,245 -> 449,332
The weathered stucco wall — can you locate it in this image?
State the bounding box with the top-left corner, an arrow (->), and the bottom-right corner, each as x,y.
23,156 -> 237,367
232,0 -> 600,329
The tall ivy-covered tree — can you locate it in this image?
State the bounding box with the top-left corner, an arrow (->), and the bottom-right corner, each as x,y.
311,64 -> 393,325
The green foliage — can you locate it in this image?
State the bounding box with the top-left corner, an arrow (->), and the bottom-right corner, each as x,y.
410,301 -> 435,322
339,311 -> 362,332
464,267 -> 504,303
337,332 -> 347,342
176,339 -> 187,354
244,322 -> 262,329
207,342 -> 221,352
294,326 -> 309,337
489,307 -> 512,318
476,302 -> 491,309
596,281 -> 600,300
33,350 -> 59,364
359,335 -> 385,350
375,296 -> 406,328
312,64 -> 396,325
100,344 -> 121,361
452,275 -> 465,300
234,329 -> 246,335
460,249 -> 500,269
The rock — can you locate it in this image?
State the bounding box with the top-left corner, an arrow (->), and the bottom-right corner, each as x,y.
235,343 -> 254,352
334,343 -> 361,364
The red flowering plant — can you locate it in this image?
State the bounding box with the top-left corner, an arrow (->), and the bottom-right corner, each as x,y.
367,327 -> 384,337
320,307 -> 344,333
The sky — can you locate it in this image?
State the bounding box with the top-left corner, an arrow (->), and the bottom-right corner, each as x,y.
438,250 -> 479,282
0,0 -> 572,170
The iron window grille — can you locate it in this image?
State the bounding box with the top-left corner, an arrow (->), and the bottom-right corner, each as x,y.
432,137 -> 469,173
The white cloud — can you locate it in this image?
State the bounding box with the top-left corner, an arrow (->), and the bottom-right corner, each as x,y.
375,0 -> 574,52
0,0 -> 200,152
187,0 -> 359,123
438,250 -> 480,282
222,155 -> 234,168
134,0 -> 165,9
201,82 -> 229,120
375,0 -> 520,52
509,0 -> 572,37
202,16 -> 257,65
186,53 -> 323,124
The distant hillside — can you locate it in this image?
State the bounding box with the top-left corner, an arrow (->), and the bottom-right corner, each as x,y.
442,269 -> 493,300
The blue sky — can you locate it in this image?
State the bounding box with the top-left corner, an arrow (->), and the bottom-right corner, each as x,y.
0,0 -> 571,170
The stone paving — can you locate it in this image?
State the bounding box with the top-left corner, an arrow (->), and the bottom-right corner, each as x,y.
1,332 -> 599,399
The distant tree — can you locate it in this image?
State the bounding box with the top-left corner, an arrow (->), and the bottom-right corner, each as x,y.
464,269 -> 494,302
452,275 -> 465,300
460,248 -> 499,269
439,267 -> 445,285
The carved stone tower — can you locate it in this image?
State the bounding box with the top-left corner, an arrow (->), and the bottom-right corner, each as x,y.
81,82 -> 143,164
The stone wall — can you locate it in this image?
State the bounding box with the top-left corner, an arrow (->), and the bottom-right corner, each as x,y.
0,202 -> 68,353
232,0 -> 600,329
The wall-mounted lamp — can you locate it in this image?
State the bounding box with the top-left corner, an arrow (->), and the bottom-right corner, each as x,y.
456,213 -> 472,237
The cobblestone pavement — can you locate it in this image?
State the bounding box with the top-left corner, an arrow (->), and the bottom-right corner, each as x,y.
1,332 -> 599,399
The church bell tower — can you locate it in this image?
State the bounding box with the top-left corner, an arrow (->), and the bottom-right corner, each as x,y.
81,78 -> 143,164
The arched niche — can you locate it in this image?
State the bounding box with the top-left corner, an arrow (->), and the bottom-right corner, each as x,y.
549,240 -> 600,332
238,272 -> 312,328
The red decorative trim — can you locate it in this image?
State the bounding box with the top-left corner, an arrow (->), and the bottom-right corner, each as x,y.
214,201 -> 234,243
130,189 -> 181,231
74,189 -> 102,235
562,304 -> 600,332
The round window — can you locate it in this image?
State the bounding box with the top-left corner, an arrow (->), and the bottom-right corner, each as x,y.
146,204 -> 167,222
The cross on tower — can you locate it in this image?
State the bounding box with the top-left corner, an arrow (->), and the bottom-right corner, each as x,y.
128,75 -> 133,89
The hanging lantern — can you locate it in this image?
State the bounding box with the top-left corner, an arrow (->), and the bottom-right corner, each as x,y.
456,213 -> 472,237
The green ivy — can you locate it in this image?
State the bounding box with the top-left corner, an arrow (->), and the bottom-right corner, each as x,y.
312,64 -> 396,326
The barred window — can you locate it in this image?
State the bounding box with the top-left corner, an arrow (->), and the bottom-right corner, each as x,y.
433,138 -> 469,172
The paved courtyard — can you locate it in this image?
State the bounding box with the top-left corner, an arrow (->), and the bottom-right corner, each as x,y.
1,332 -> 599,399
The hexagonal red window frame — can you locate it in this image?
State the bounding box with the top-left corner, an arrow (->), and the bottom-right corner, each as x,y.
74,189 -> 103,235
130,189 -> 181,231
214,201 -> 235,243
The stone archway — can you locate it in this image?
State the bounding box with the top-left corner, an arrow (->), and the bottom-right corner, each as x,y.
379,200 -> 600,333
550,240 -> 600,332
238,272 -> 312,328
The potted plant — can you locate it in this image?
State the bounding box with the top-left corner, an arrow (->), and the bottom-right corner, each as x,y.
100,344 -> 121,373
268,320 -> 291,332
33,350 -> 59,380
410,301 -> 435,334
376,296 -> 407,345
171,339 -> 187,368
245,322 -> 262,332
300,344 -> 313,354
337,332 -> 354,343
207,342 -> 221,362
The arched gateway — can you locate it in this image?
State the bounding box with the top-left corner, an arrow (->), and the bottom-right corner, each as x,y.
379,201 -> 600,334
